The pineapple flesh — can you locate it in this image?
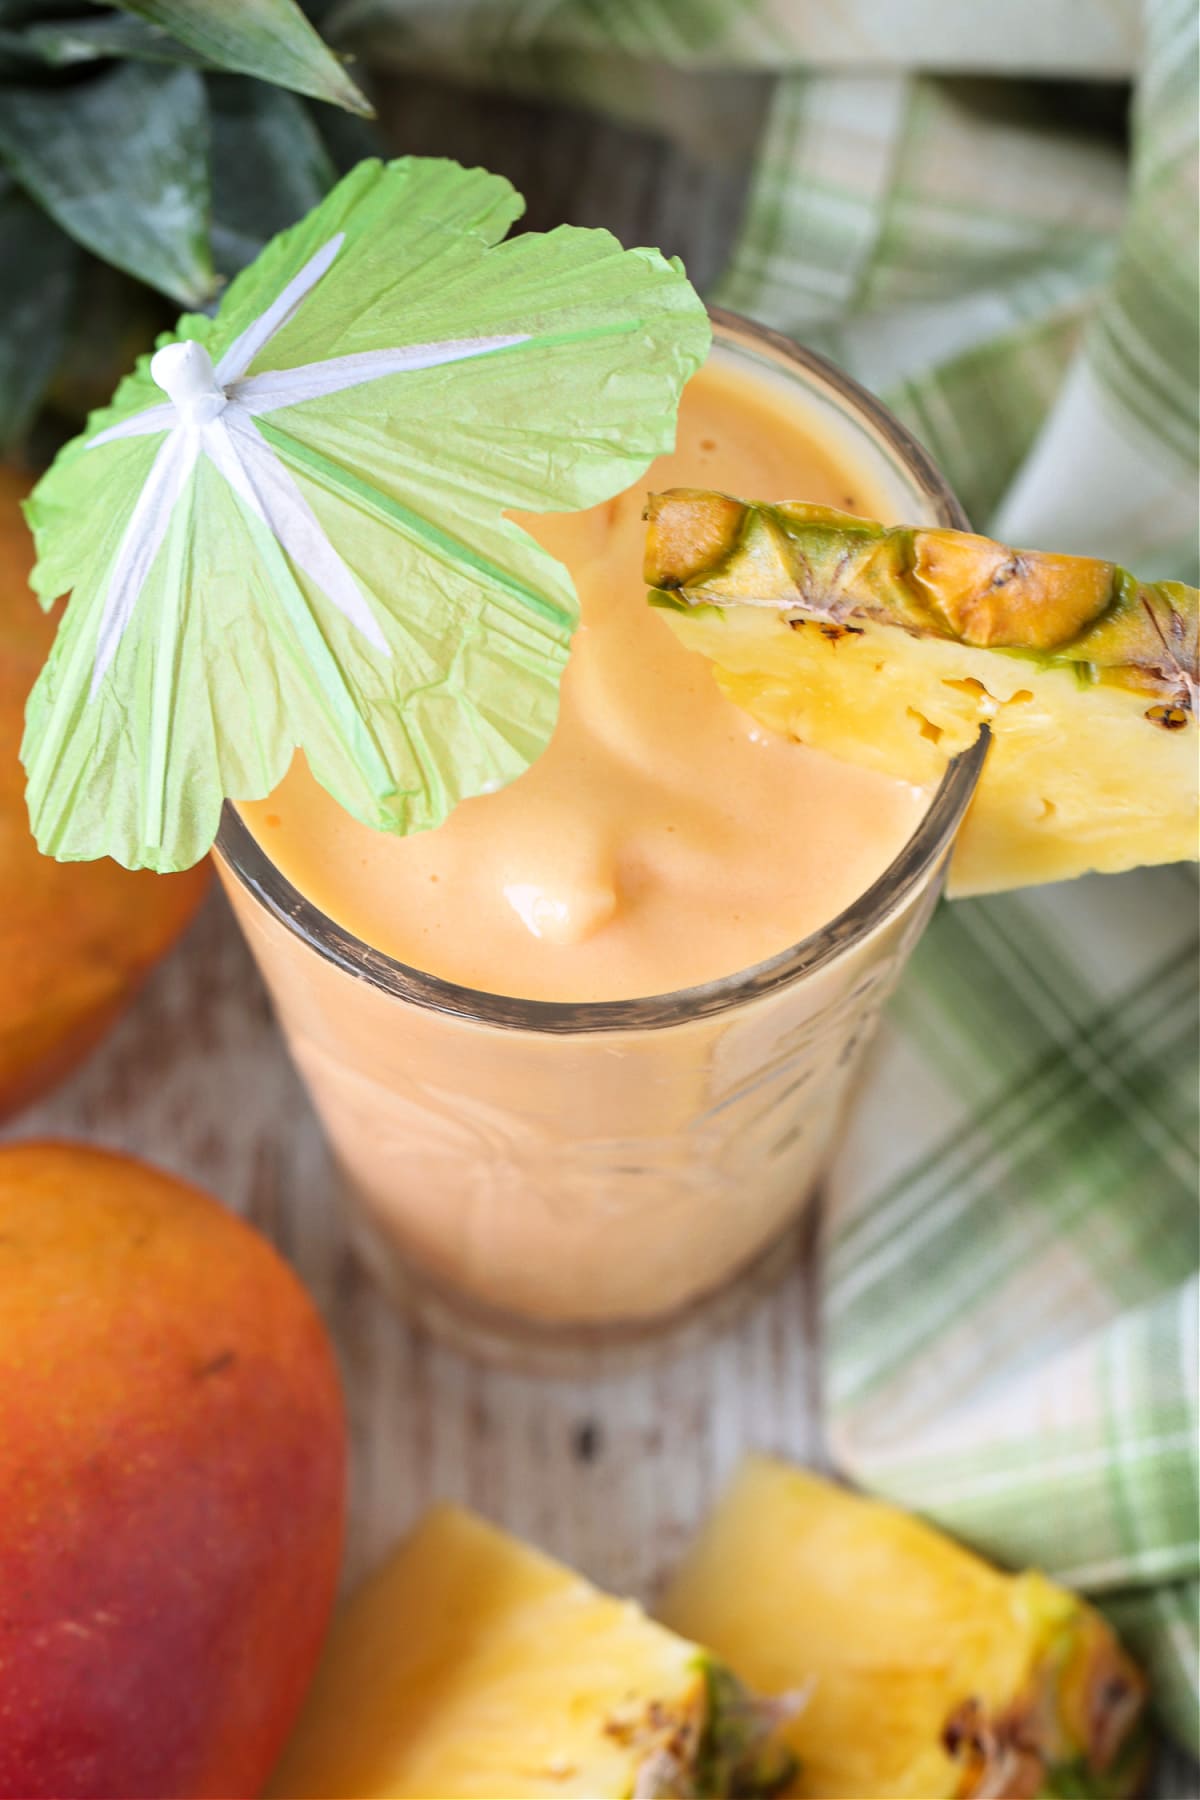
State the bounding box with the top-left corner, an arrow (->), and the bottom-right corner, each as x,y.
266,1504 -> 793,1799
644,491 -> 1198,895
659,1458 -> 1149,1800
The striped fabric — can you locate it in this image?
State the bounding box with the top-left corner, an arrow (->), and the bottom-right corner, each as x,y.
827,869 -> 1199,1753
341,0 -> 1199,1755
711,0 -> 1200,1753
342,0 -> 1142,77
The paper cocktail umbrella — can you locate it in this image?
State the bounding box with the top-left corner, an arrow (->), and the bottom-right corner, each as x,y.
22,158 -> 710,871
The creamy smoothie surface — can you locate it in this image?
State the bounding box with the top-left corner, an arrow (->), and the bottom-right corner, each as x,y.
241,359 -> 927,1002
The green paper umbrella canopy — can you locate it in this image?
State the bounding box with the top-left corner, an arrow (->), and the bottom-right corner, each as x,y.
21,157 -> 711,872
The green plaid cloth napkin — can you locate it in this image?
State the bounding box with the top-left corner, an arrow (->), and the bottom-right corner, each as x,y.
710,0 -> 1200,1753
826,870 -> 1199,1754
344,0 -> 1200,1752
712,0 -> 1200,1758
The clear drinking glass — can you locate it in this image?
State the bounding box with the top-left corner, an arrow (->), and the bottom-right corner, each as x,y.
215,311 -> 983,1366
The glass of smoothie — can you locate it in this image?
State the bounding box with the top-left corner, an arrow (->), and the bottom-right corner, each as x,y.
216,310 -> 985,1365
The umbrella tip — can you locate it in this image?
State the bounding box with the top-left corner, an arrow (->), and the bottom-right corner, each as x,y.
151,341 -> 227,424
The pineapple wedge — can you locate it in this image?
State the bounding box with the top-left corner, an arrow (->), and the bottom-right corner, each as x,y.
266,1504 -> 794,1799
644,491 -> 1198,895
659,1459 -> 1149,1800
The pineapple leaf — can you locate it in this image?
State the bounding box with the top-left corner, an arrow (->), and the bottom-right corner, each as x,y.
1037,1762 -> 1130,1799
0,61 -> 214,307
1038,1769 -> 1097,1799
695,1663 -> 798,1798
1036,1716 -> 1154,1800
208,76 -> 336,277
111,0 -> 373,115
0,175 -> 80,451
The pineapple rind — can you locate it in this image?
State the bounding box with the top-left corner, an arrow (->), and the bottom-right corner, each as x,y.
647,491 -> 1198,895
659,1458 -> 1147,1800
1037,1712 -> 1153,1800
645,492 -> 1198,704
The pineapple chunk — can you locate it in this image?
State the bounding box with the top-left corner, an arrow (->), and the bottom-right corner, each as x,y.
645,492 -> 1198,895
267,1505 -> 792,1799
659,1459 -> 1149,1800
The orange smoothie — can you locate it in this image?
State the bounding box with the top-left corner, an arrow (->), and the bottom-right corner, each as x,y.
241,361 -> 925,1000
219,324 -> 965,1349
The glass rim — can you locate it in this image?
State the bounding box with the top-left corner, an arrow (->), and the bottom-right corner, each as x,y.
215,308 -> 984,1036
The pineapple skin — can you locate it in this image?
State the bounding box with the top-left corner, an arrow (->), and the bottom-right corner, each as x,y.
265,1504 -> 786,1800
658,1459 -> 1148,1800
646,493 -> 1198,895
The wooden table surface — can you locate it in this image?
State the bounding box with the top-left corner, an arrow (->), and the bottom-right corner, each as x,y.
5,79 -> 1192,1795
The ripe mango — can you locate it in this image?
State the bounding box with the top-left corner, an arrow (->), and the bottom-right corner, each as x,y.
0,1142 -> 347,1798
0,466 -> 209,1119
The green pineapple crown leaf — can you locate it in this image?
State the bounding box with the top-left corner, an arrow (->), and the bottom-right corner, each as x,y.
694,1660 -> 800,1798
